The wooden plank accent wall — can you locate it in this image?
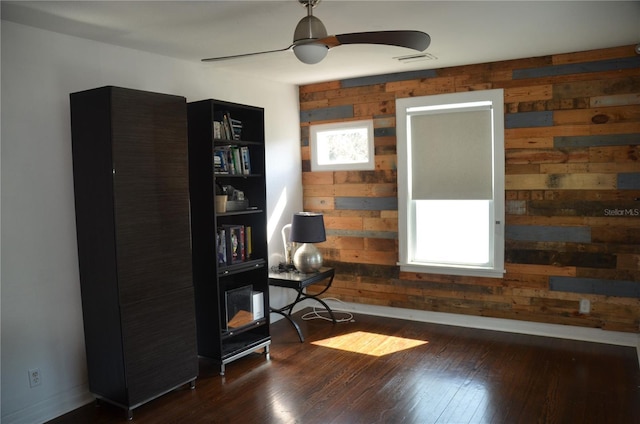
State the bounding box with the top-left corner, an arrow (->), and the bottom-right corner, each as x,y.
298,45 -> 640,333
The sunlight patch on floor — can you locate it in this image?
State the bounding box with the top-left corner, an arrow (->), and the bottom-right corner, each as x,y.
311,331 -> 428,357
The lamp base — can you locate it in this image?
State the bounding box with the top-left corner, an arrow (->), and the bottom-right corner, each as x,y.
293,243 -> 323,273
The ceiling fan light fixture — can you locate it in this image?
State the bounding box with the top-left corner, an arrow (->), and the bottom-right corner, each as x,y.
292,1 -> 328,64
293,43 -> 328,64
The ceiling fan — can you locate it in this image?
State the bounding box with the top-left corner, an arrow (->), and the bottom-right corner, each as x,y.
202,0 -> 431,65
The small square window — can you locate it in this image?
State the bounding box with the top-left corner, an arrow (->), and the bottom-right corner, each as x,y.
310,120 -> 374,171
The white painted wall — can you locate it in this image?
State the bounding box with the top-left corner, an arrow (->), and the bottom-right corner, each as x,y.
1,21 -> 302,424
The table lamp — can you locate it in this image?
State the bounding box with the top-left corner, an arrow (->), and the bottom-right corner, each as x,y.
290,212 -> 326,273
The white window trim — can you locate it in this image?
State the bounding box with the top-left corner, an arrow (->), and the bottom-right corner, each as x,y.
310,119 -> 374,172
396,89 -> 505,278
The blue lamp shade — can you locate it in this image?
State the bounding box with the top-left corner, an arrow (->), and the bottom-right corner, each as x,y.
290,212 -> 326,273
290,212 -> 326,243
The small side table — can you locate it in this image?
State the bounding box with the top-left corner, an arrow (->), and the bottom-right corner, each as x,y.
268,266 -> 336,342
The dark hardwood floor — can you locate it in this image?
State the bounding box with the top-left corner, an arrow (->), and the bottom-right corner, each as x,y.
49,309 -> 640,423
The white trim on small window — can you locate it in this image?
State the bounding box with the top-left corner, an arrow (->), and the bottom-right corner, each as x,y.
310,119 -> 374,171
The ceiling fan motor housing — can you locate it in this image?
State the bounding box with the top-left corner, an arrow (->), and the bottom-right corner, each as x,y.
293,15 -> 327,42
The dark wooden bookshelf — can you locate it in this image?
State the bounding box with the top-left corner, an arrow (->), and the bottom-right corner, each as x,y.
187,99 -> 270,375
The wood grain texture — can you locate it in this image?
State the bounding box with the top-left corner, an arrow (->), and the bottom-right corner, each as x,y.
298,45 -> 640,333
70,86 -> 197,412
47,311 -> 640,424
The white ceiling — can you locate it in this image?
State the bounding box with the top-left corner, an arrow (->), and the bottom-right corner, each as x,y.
2,1 -> 639,86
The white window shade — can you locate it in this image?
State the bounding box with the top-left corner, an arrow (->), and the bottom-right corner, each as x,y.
410,109 -> 493,200
396,89 -> 505,278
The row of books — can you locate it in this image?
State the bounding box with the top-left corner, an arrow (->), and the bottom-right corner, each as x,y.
214,145 -> 251,175
217,225 -> 252,266
213,112 -> 242,141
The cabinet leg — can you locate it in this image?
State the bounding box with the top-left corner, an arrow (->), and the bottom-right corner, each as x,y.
190,379 -> 196,389
220,364 -> 225,376
265,344 -> 270,360
126,409 -> 133,421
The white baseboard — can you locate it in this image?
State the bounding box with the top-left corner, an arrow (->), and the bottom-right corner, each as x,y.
295,299 -> 640,367
1,384 -> 93,424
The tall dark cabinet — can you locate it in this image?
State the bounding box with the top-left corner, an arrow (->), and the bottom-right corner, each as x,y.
187,99 -> 270,375
70,86 -> 198,419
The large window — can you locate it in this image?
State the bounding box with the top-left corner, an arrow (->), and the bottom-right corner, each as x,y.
396,89 -> 505,278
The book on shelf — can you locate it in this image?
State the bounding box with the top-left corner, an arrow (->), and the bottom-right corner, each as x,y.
217,228 -> 227,265
213,146 -> 234,174
228,115 -> 239,140
213,150 -> 228,174
222,114 -> 232,140
226,112 -> 242,140
216,112 -> 243,141
240,146 -> 251,175
214,145 -> 251,175
216,224 -> 253,265
231,147 -> 242,175
230,116 -> 243,141
245,226 -> 252,259
213,121 -> 223,139
223,224 -> 245,264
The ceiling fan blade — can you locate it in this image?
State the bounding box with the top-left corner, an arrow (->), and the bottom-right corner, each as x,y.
202,45 -> 293,62
319,30 -> 431,52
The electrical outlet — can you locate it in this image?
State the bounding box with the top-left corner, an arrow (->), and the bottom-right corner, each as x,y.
579,299 -> 591,314
28,368 -> 41,388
